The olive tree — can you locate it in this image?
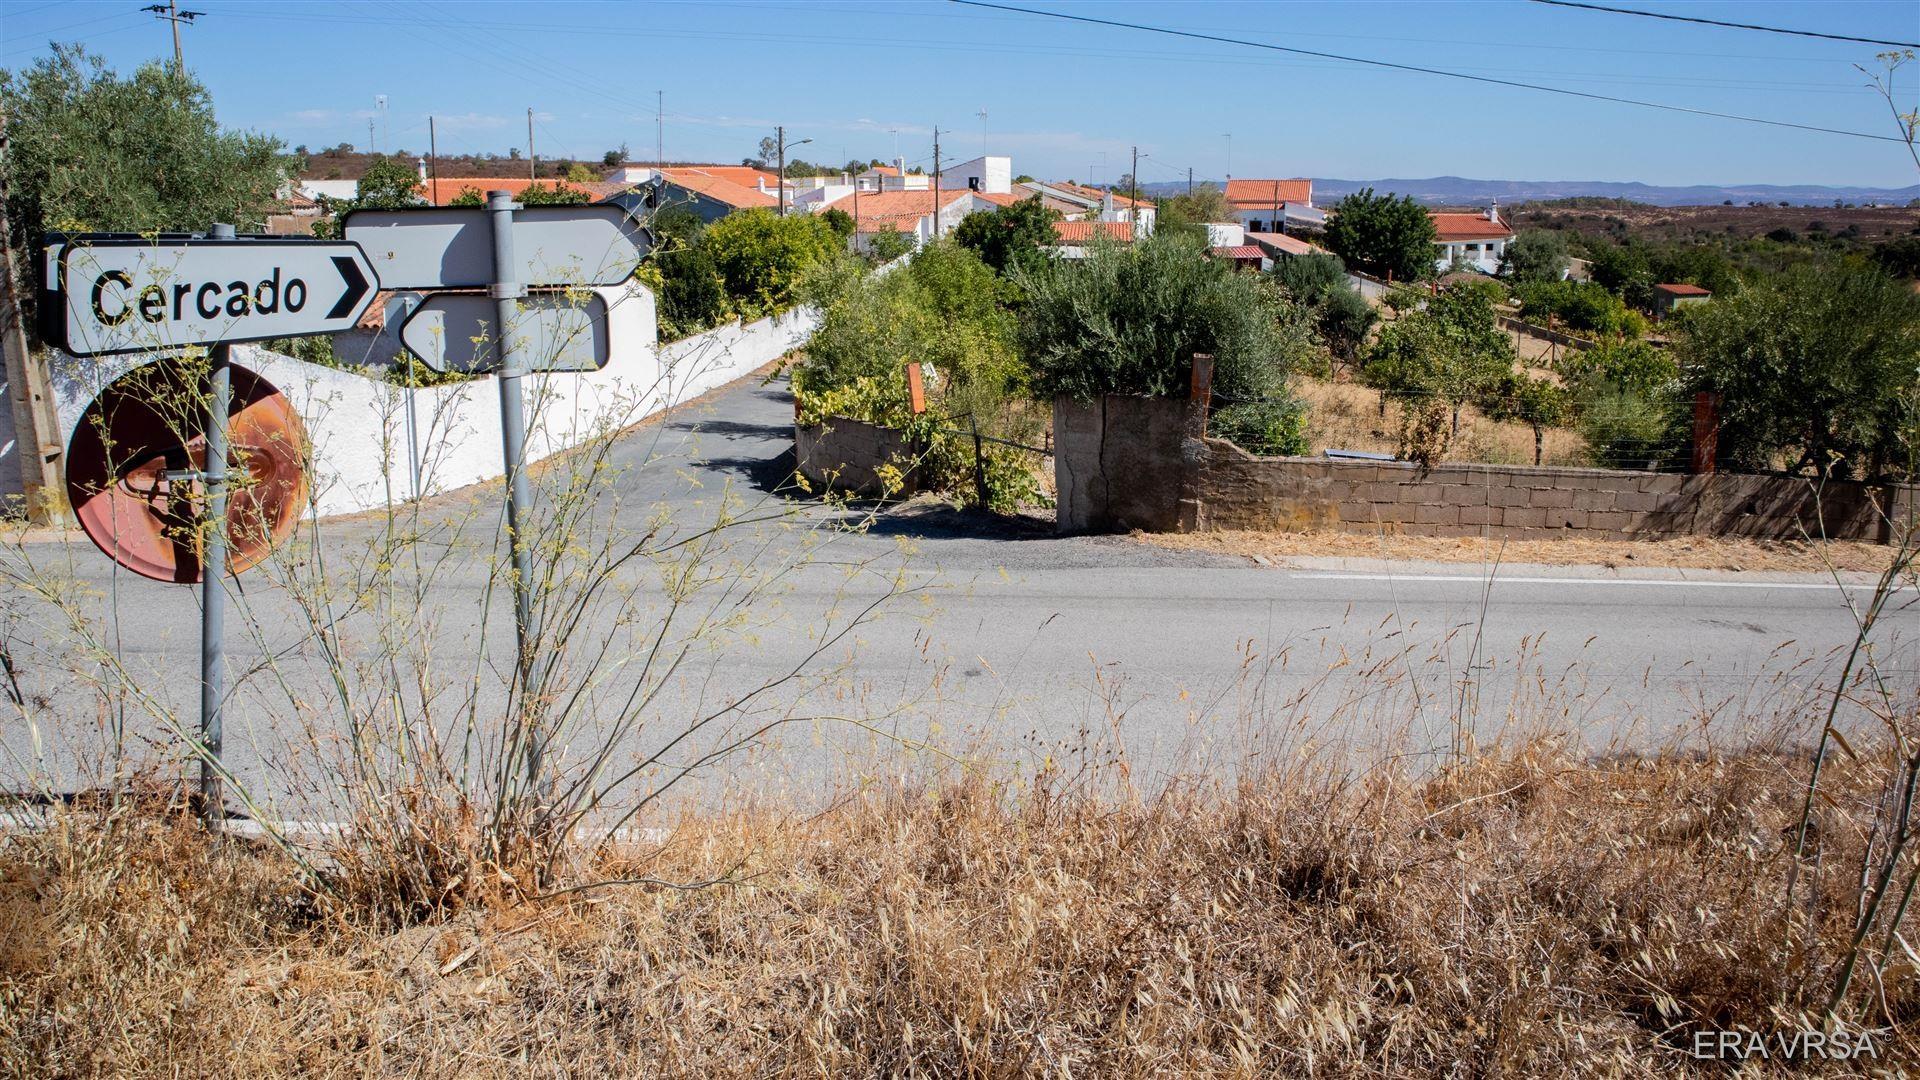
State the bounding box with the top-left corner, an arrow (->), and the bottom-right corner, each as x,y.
1323,188 -> 1437,282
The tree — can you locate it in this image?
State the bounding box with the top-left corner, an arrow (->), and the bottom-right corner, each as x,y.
1482,372 -> 1568,465
700,207 -> 839,316
565,162 -> 597,184
353,155 -> 422,207
1270,254 -> 1375,366
1499,229 -> 1568,283
1015,230 -> 1315,454
1585,240 -> 1653,307
1,45 -> 284,265
952,195 -> 1061,277
1155,184 -> 1235,239
866,227 -> 914,263
603,145 -> 627,167
1675,262 -> 1920,478
1323,188 -> 1437,282
1362,282 -> 1515,433
821,207 -> 855,243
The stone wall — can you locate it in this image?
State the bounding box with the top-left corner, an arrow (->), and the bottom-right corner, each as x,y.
1053,393 -> 1914,544
794,417 -> 919,499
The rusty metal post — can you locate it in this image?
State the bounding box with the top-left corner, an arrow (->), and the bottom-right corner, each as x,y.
1188,353 -> 1214,438
904,361 -> 926,415
1690,391 -> 1719,474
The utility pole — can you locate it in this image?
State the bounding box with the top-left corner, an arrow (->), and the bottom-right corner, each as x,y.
367,118 -> 375,156
142,2 -> 201,71
0,114 -> 65,524
527,107 -> 536,182
655,89 -> 664,167
1130,145 -> 1139,209
1187,166 -> 1193,195
977,106 -> 988,155
777,126 -> 786,216
1223,132 -> 1232,181
931,127 -> 941,240
428,115 -> 439,206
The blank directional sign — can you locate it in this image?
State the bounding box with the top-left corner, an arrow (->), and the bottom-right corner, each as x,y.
53,238 -> 379,357
342,205 -> 650,290
398,292 -> 611,374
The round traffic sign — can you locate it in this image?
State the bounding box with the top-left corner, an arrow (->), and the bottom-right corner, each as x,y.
66,361 -> 309,583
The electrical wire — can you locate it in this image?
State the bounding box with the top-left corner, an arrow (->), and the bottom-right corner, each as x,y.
949,0 -> 1905,144
1529,0 -> 1918,50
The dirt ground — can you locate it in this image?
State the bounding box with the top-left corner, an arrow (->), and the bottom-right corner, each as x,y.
1296,377 -> 1589,467
1143,528 -> 1903,574
1510,202 -> 1919,244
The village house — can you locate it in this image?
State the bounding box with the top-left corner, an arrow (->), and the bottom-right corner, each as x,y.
1016,179 -> 1156,236
1203,222 -> 1271,271
1430,205 -> 1514,274
1047,220 -> 1133,259
1224,178 -> 1324,234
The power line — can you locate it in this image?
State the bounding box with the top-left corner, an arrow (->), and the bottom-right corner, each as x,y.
949,0 -> 1905,145
1529,0 -> 1918,50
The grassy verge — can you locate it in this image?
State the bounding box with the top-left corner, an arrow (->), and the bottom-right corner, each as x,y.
3,736 -> 1913,1075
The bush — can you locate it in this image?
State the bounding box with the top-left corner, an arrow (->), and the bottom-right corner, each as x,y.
952,195 -> 1061,277
865,227 -> 914,263
1554,338 -> 1676,398
1362,284 -> 1515,433
1270,253 -> 1347,305
701,208 -> 840,318
1514,280 -> 1641,338
1675,261 -> 1920,478
1015,231 -> 1313,419
1499,230 -> 1569,283
1577,384 -> 1676,470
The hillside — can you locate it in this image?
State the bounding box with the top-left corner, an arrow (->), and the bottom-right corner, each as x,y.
1137,176 -> 1920,208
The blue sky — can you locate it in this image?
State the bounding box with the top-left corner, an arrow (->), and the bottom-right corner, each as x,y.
4,0 -> 1917,187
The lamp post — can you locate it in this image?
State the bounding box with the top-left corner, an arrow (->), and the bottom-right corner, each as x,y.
777,128 -> 812,216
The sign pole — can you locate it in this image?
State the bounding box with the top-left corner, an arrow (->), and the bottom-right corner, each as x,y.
199,222 -> 235,826
486,191 -> 542,794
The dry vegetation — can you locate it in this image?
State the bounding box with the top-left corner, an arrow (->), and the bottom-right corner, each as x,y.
3,734 -> 1915,1077
1298,376 -> 1589,466
1147,529 -> 1903,574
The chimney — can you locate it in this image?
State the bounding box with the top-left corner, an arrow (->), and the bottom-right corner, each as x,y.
1486,199 -> 1500,222
416,157 -> 428,182
895,156 -> 905,175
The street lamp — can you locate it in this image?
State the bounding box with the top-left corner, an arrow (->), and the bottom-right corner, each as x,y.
777,129 -> 812,215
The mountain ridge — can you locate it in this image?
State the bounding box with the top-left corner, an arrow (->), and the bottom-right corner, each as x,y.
1133,175 -> 1920,207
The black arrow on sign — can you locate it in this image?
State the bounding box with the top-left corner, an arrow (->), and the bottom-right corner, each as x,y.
326,255 -> 371,320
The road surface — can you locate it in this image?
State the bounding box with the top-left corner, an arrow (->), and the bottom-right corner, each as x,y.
4,371 -> 1912,818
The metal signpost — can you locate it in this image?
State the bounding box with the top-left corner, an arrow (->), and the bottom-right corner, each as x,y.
398,291 -> 610,375
49,229 -> 379,823
348,194 -> 650,794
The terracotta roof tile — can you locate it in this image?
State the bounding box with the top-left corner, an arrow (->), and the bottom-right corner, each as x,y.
1246,231 -> 1328,256
1052,221 -> 1133,243
1225,178 -> 1312,210
1210,245 -> 1266,260
1051,180 -> 1153,209
657,168 -> 778,209
1654,282 -> 1711,296
1430,212 -> 1513,241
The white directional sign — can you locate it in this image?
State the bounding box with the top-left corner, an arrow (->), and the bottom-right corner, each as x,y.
399,291 -> 611,374
53,238 -> 379,357
342,205 -> 650,290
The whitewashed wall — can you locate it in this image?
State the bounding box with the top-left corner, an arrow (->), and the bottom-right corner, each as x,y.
41,283 -> 819,518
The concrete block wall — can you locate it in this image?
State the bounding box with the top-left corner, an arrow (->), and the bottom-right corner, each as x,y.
1185,438 -> 1912,543
1053,393 -> 1914,544
794,417 -> 918,498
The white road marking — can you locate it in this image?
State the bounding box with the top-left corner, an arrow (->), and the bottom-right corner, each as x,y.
1290,572 -> 1887,591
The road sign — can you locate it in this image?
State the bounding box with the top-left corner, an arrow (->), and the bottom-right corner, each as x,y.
342,204 -> 650,290
398,291 -> 611,374
51,237 -> 378,357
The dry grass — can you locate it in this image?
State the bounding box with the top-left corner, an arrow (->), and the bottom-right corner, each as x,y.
1297,377 -> 1589,467
4,739 -> 1914,1077
1145,528 -> 1902,574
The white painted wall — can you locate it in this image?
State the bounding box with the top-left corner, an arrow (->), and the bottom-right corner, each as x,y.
942,155 -> 1012,195
41,283 -> 820,519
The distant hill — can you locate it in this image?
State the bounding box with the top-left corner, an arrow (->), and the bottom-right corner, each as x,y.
1134,176 -> 1920,208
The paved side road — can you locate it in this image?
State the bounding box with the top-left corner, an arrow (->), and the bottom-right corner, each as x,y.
4,370 -> 1912,814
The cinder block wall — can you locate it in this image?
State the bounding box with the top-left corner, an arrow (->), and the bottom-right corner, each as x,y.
794,417 -> 918,499
1052,393 -> 1914,543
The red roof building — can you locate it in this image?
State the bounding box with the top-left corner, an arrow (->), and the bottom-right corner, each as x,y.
1430,207 -> 1514,273
1053,220 -> 1134,244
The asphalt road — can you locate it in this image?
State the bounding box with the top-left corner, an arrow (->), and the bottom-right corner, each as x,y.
5,372 -> 1913,817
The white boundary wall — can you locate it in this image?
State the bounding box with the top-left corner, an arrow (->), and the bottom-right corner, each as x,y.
35,283 -> 818,518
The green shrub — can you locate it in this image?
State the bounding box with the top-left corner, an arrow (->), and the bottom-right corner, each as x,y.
1014,231 -> 1312,420
1361,284 -> 1515,432
1270,254 -> 1346,304
1577,384 -> 1675,470
865,227 -> 914,263
1515,280 -> 1640,338
952,195 -> 1060,277
1555,339 -> 1676,398
1212,398 -> 1309,457
702,208 -> 839,318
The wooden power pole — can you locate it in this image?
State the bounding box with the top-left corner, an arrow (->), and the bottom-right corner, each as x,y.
0,114 -> 68,523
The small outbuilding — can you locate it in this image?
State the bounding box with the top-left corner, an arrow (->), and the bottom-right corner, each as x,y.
1652,282 -> 1711,317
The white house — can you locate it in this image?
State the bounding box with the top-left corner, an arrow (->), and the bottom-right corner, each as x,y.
1224,178 -> 1324,234
1431,206 -> 1514,274
1014,179 -> 1154,236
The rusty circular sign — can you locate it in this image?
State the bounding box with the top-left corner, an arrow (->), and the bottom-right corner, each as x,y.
66,361 -> 309,583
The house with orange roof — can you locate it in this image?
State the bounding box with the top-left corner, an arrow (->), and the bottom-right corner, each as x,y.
1430,205 -> 1514,274
1224,178 -> 1323,234
1015,179 -> 1155,236
1047,219 -> 1134,259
